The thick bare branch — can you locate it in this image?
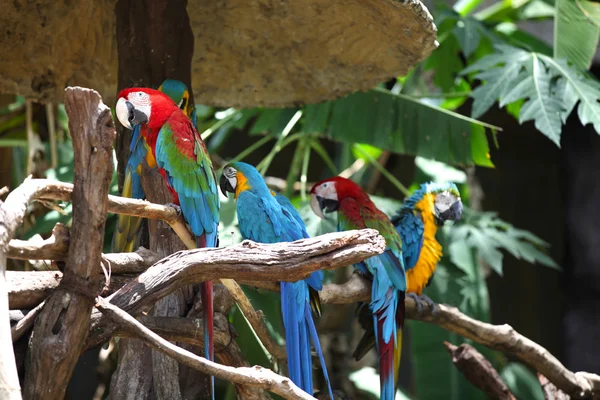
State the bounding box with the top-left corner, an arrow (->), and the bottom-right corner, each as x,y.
221,278 -> 286,360
4,241 -> 370,311
85,230 -> 384,348
7,271 -> 130,310
11,301 -> 45,342
444,342 -> 515,400
0,257 -> 20,399
300,274 -> 600,399
7,223 -> 70,261
538,374 -> 569,400
24,87 -> 116,399
96,297 -> 314,400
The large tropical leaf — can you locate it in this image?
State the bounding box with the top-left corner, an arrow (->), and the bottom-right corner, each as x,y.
463,44 -> 600,145
301,89 -> 497,167
554,0 -> 600,70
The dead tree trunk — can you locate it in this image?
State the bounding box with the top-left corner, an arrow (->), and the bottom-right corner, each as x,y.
22,87 -> 116,399
112,1 -> 213,399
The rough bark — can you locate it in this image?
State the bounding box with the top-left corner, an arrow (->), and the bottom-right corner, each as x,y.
96,298 -> 313,400
444,342 -> 515,400
23,87 -> 115,399
113,0 -> 200,395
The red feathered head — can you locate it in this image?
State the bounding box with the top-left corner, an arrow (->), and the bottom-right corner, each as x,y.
309,176 -> 369,218
115,88 -> 178,130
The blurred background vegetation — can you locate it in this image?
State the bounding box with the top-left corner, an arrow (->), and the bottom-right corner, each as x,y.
2,0 -> 599,398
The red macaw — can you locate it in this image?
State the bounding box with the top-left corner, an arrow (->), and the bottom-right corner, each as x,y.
115,88 -> 219,399
310,177 -> 405,400
112,79 -> 196,253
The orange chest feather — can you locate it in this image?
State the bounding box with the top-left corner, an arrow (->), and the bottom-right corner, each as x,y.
407,194 -> 442,295
234,172 -> 251,199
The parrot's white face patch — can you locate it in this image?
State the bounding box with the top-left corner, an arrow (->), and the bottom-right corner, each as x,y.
310,181 -> 338,219
312,181 -> 338,202
127,92 -> 152,123
115,92 -> 152,130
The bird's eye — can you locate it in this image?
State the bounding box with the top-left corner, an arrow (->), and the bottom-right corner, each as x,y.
322,183 -> 328,188
137,92 -> 144,97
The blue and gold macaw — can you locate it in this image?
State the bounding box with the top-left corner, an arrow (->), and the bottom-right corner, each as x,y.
219,162 -> 333,399
112,79 -> 196,253
392,182 -> 462,311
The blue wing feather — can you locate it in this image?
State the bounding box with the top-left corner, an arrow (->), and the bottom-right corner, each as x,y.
154,117 -> 219,247
236,189 -> 333,398
394,211 -> 424,272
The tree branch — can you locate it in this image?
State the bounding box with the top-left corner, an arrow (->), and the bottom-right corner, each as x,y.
11,301 -> 45,342
307,275 -> 600,399
96,297 -> 314,400
23,87 -> 116,399
444,342 -> 515,400
85,229 -> 384,349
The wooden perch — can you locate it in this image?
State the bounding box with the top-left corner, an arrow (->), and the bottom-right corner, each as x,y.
85,229 -> 384,349
96,297 -> 314,400
317,275 -> 600,399
538,373 -> 570,400
444,342 -> 515,400
23,87 -> 116,400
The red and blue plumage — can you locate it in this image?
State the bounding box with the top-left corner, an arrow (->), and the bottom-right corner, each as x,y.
115,87 -> 219,399
219,162 -> 333,399
112,80 -> 197,253
310,177 -> 406,400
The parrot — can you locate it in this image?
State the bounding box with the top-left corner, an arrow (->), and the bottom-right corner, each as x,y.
115,86 -> 219,400
309,176 -> 406,400
112,79 -> 197,253
392,182 -> 463,312
219,162 -> 333,399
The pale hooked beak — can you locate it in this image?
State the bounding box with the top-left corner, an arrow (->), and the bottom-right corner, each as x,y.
310,193 -> 338,219
115,98 -> 148,130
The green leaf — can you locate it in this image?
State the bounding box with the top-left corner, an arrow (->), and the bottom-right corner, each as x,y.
249,88 -> 499,167
424,35 -> 465,92
471,125 -> 494,167
467,227 -> 504,275
464,45 -> 600,145
249,108 -> 298,136
542,55 -> 600,133
415,157 -> 468,183
554,0 -> 600,70
464,46 -> 531,118
502,56 -> 563,144
520,0 -> 555,19
453,17 -> 483,57
316,89 -> 497,166
501,363 -> 544,400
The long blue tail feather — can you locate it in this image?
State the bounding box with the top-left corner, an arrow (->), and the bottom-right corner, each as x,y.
281,281 -> 334,399
305,302 -> 334,400
281,282 -> 302,385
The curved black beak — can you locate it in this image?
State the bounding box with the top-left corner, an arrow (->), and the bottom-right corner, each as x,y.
125,100 -> 148,126
318,196 -> 339,213
219,173 -> 234,197
440,200 -> 463,221
434,194 -> 463,225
